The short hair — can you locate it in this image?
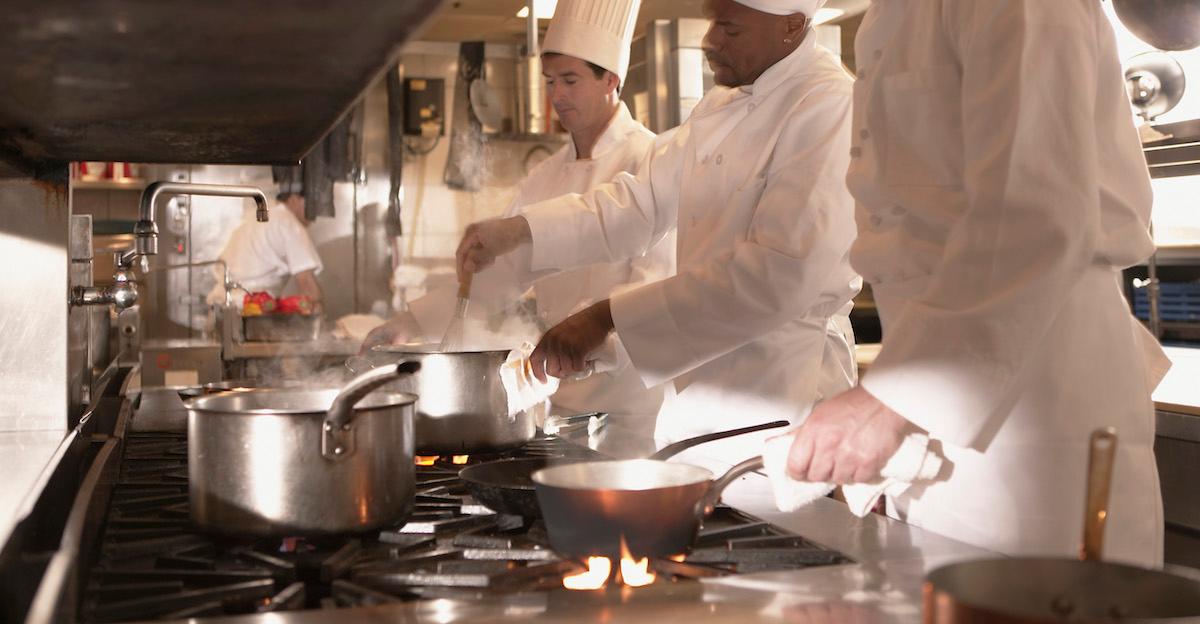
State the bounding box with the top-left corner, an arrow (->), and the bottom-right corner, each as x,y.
542,52 -> 621,94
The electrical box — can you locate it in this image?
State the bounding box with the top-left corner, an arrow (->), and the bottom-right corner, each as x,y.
404,78 -> 445,136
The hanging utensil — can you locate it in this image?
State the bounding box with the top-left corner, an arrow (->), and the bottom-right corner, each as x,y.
1113,0 -> 1200,52
923,428 -> 1200,622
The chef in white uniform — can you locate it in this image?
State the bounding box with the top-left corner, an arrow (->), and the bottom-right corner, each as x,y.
212,190 -> 324,308
455,0 -> 860,471
364,0 -> 673,416
784,1 -> 1168,567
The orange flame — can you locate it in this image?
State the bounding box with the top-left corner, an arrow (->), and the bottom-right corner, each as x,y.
415,455 -> 438,466
668,553 -> 686,562
451,455 -> 469,465
563,557 -> 611,590
618,537 -> 656,587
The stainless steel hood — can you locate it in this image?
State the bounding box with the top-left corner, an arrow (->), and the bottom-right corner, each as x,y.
0,0 -> 445,168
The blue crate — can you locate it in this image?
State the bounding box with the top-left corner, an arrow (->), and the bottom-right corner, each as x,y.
1133,282 -> 1200,321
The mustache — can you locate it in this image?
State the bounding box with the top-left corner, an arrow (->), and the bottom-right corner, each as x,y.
704,52 -> 731,67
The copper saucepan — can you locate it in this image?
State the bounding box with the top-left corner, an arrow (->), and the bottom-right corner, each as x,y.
924,428 -> 1200,622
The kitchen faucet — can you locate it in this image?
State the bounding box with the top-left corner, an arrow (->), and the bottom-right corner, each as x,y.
74,182 -> 269,311
132,181 -> 269,258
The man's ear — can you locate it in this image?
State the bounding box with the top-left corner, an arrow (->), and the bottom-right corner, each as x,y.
785,13 -> 810,41
607,71 -> 621,96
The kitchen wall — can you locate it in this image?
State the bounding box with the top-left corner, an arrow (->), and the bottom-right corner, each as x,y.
73,41 -> 561,336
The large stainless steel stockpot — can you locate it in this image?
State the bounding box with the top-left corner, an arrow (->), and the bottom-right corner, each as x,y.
186,361 -> 420,536
368,346 -> 538,454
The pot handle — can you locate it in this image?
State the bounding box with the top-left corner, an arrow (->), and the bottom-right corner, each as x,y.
1081,427 -> 1118,562
649,420 -> 789,461
322,360 -> 421,460
695,456 -> 765,517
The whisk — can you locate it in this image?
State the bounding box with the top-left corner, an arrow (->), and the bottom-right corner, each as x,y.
438,274 -> 472,352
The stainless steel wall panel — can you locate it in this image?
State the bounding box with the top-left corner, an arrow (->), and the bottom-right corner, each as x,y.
0,172 -> 72,432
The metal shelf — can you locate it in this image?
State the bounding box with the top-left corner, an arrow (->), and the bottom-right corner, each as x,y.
72,179 -> 148,191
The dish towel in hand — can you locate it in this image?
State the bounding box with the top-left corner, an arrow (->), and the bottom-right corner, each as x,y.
761,432 -> 944,517
499,342 -> 560,418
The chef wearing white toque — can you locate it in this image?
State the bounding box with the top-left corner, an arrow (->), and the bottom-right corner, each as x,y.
366,0 -> 673,417
455,0 -> 860,485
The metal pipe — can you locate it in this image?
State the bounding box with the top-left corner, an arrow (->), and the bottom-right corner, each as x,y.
134,181 -> 269,258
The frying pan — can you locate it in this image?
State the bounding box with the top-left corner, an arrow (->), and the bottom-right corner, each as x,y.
460,420 -> 789,520
923,428 -> 1200,622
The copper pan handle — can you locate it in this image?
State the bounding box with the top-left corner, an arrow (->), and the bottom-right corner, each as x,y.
1081,427 -> 1118,562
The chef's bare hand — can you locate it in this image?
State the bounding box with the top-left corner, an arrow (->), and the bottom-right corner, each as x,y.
529,300 -> 613,383
359,313 -> 421,354
455,216 -> 532,284
786,386 -> 918,484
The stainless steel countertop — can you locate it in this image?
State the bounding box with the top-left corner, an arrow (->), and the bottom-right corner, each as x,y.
0,430 -> 69,549
168,411 -> 991,624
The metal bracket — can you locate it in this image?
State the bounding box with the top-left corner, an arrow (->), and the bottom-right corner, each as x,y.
321,421 -> 356,461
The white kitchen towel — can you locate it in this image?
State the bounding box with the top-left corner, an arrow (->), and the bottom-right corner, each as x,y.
499,342 -> 560,418
761,432 -> 944,517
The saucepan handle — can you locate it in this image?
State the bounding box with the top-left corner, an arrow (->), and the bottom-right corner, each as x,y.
1081,427 -> 1118,562
696,456 -> 766,517
322,360 -> 420,460
649,420 -> 789,461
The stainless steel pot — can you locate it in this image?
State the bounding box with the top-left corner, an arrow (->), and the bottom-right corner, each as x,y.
367,346 -> 537,454
924,429 -> 1200,622
186,361 -> 420,536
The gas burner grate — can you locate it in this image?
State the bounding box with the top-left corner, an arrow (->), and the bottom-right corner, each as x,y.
79,430 -> 850,622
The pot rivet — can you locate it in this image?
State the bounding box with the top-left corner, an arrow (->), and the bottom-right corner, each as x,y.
334,446 -> 345,455
324,423 -> 333,432
1050,596 -> 1074,616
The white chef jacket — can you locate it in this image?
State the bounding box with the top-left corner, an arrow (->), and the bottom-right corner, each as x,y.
521,34 -> 861,464
409,103 -> 674,416
218,203 -> 322,297
850,0 -> 1168,567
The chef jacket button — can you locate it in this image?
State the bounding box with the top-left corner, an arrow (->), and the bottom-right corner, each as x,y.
869,215 -> 883,227
850,147 -> 862,158
891,205 -> 906,216
873,49 -> 882,59
860,128 -> 870,140
715,154 -> 724,165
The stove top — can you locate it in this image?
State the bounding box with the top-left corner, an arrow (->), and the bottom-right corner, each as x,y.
81,431 -> 850,622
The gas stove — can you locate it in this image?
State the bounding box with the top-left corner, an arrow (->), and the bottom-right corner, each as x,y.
76,408 -> 850,622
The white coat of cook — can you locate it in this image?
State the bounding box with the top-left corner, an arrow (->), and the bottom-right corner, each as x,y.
519,33 -> 861,465
409,103 -> 674,416
850,0 -> 1168,566
216,202 -> 322,299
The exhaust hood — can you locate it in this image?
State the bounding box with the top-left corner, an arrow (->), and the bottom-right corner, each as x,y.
0,0 -> 445,169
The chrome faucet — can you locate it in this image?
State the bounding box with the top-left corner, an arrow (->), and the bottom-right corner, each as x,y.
76,182 -> 268,311
71,250 -> 139,310
131,181 -> 269,259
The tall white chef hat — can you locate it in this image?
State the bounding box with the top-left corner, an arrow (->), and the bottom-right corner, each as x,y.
733,0 -> 828,16
542,0 -> 642,85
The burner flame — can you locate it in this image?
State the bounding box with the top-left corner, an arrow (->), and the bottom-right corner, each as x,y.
562,538 -> 657,590
618,537 -> 656,587
452,455 -> 469,465
415,455 -> 438,466
563,557 -> 611,590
